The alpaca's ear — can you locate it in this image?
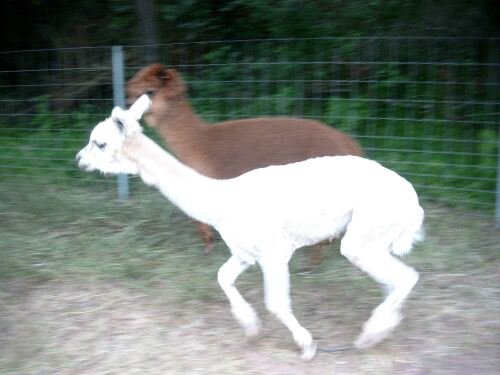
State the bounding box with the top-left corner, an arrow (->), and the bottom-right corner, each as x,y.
163,68 -> 177,81
161,68 -> 186,96
128,94 -> 151,121
146,63 -> 167,79
111,107 -> 124,122
111,107 -> 127,132
111,106 -> 141,135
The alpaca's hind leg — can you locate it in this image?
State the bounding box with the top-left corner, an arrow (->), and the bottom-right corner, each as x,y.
340,238 -> 419,349
302,243 -> 324,272
195,221 -> 215,254
260,260 -> 317,361
218,256 -> 261,337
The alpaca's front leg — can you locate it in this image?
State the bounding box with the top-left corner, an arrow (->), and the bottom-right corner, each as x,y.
217,256 -> 261,337
261,259 -> 317,361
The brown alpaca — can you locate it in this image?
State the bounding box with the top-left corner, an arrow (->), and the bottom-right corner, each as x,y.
126,64 -> 363,264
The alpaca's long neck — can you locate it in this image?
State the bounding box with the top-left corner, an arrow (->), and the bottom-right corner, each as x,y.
123,133 -> 222,226
154,96 -> 207,161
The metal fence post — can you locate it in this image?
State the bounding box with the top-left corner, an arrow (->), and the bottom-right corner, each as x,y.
494,43 -> 500,229
112,45 -> 129,200
496,130 -> 500,228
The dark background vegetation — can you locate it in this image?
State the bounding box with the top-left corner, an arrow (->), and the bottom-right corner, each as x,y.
1,0 -> 499,51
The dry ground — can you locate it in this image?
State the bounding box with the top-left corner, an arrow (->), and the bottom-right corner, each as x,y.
0,184 -> 499,374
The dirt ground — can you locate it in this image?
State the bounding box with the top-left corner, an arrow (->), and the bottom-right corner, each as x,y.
1,262 -> 498,374
0,196 -> 499,374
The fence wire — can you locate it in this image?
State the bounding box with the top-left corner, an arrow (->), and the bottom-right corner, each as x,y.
0,38 -> 499,220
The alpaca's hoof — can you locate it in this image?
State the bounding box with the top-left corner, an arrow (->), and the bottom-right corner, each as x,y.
300,341 -> 317,361
354,331 -> 388,349
354,311 -> 401,349
244,320 -> 261,338
203,242 -> 214,255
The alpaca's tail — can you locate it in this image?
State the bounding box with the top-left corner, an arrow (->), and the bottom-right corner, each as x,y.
390,205 -> 425,257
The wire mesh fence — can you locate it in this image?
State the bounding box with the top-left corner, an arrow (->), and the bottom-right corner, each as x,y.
0,38 -> 499,222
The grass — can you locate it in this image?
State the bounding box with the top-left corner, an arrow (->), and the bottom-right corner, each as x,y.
0,176 -> 499,374
0,179 -> 231,301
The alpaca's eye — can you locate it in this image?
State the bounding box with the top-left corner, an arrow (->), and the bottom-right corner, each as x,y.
146,90 -> 155,97
93,141 -> 107,150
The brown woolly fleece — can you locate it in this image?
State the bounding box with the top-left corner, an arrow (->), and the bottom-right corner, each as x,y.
126,64 -> 362,260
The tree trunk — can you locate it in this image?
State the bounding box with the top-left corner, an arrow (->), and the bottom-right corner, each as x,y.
134,0 -> 159,63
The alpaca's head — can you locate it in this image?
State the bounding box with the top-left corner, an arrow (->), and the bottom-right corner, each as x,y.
126,64 -> 187,127
76,94 -> 151,175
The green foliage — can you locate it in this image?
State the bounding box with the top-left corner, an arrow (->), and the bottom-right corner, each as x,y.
323,94 -> 497,210
157,0 -> 497,42
325,97 -> 371,134
31,96 -> 54,130
0,97 -> 104,182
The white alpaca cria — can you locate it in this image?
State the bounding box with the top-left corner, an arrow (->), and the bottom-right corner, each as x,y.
76,94 -> 424,360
